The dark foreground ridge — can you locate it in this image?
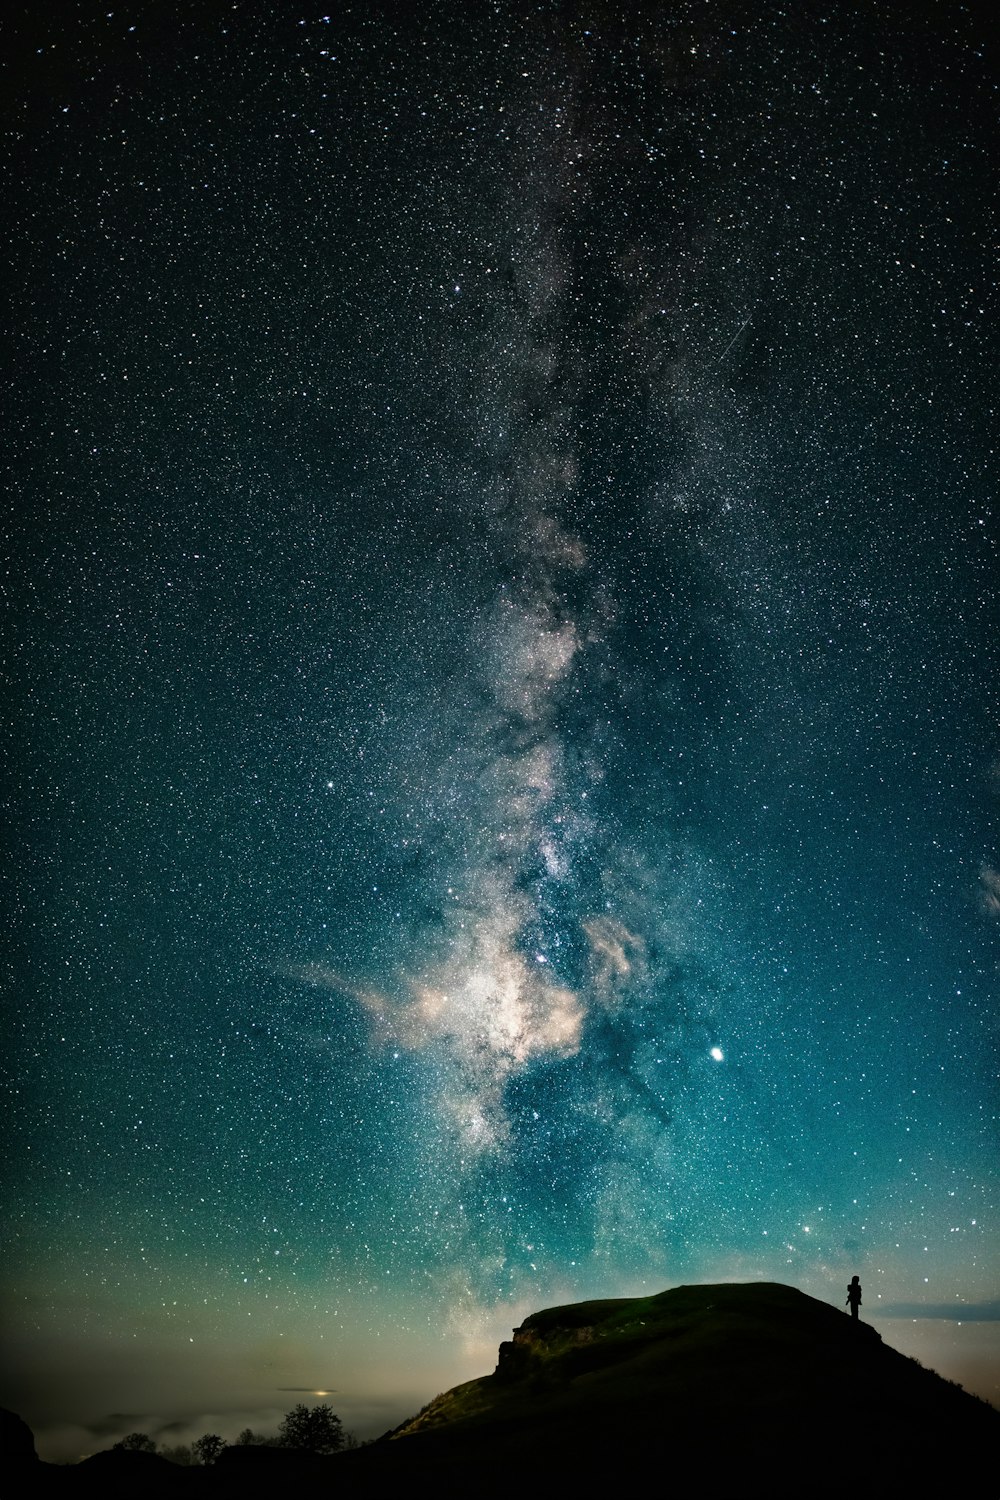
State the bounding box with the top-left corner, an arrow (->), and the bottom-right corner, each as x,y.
7,1283 -> 998,1496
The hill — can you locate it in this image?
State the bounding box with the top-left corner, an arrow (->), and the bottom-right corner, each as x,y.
351,1281 -> 998,1494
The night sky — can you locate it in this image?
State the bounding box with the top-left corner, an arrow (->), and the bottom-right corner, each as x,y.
3,0 -> 997,1461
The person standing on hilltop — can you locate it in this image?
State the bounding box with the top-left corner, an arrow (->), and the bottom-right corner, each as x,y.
846,1275 -> 862,1320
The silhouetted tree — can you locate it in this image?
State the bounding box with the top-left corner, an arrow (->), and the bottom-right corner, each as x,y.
192,1433 -> 226,1465
159,1443 -> 193,1465
278,1403 -> 344,1453
113,1432 -> 156,1453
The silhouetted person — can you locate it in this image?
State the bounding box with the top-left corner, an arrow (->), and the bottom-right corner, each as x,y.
846,1275 -> 861,1320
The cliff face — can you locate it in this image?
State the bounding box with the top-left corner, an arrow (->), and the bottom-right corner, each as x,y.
495,1315 -> 598,1379
388,1281 -> 998,1493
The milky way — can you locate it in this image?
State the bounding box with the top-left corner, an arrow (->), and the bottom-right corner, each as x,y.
2,0 -> 997,1455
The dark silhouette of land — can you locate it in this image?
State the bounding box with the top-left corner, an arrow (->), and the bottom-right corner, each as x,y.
5,1283 -> 998,1496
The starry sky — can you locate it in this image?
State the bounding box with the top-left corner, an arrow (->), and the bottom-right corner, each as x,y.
2,0 -> 997,1462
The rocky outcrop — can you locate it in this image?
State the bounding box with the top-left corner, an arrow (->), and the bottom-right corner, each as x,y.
495,1319 -> 595,1380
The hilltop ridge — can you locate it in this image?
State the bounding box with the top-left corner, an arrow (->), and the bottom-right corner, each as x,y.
374,1281 -> 997,1493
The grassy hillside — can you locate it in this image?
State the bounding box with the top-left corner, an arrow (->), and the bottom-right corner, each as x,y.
372,1282 -> 997,1493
